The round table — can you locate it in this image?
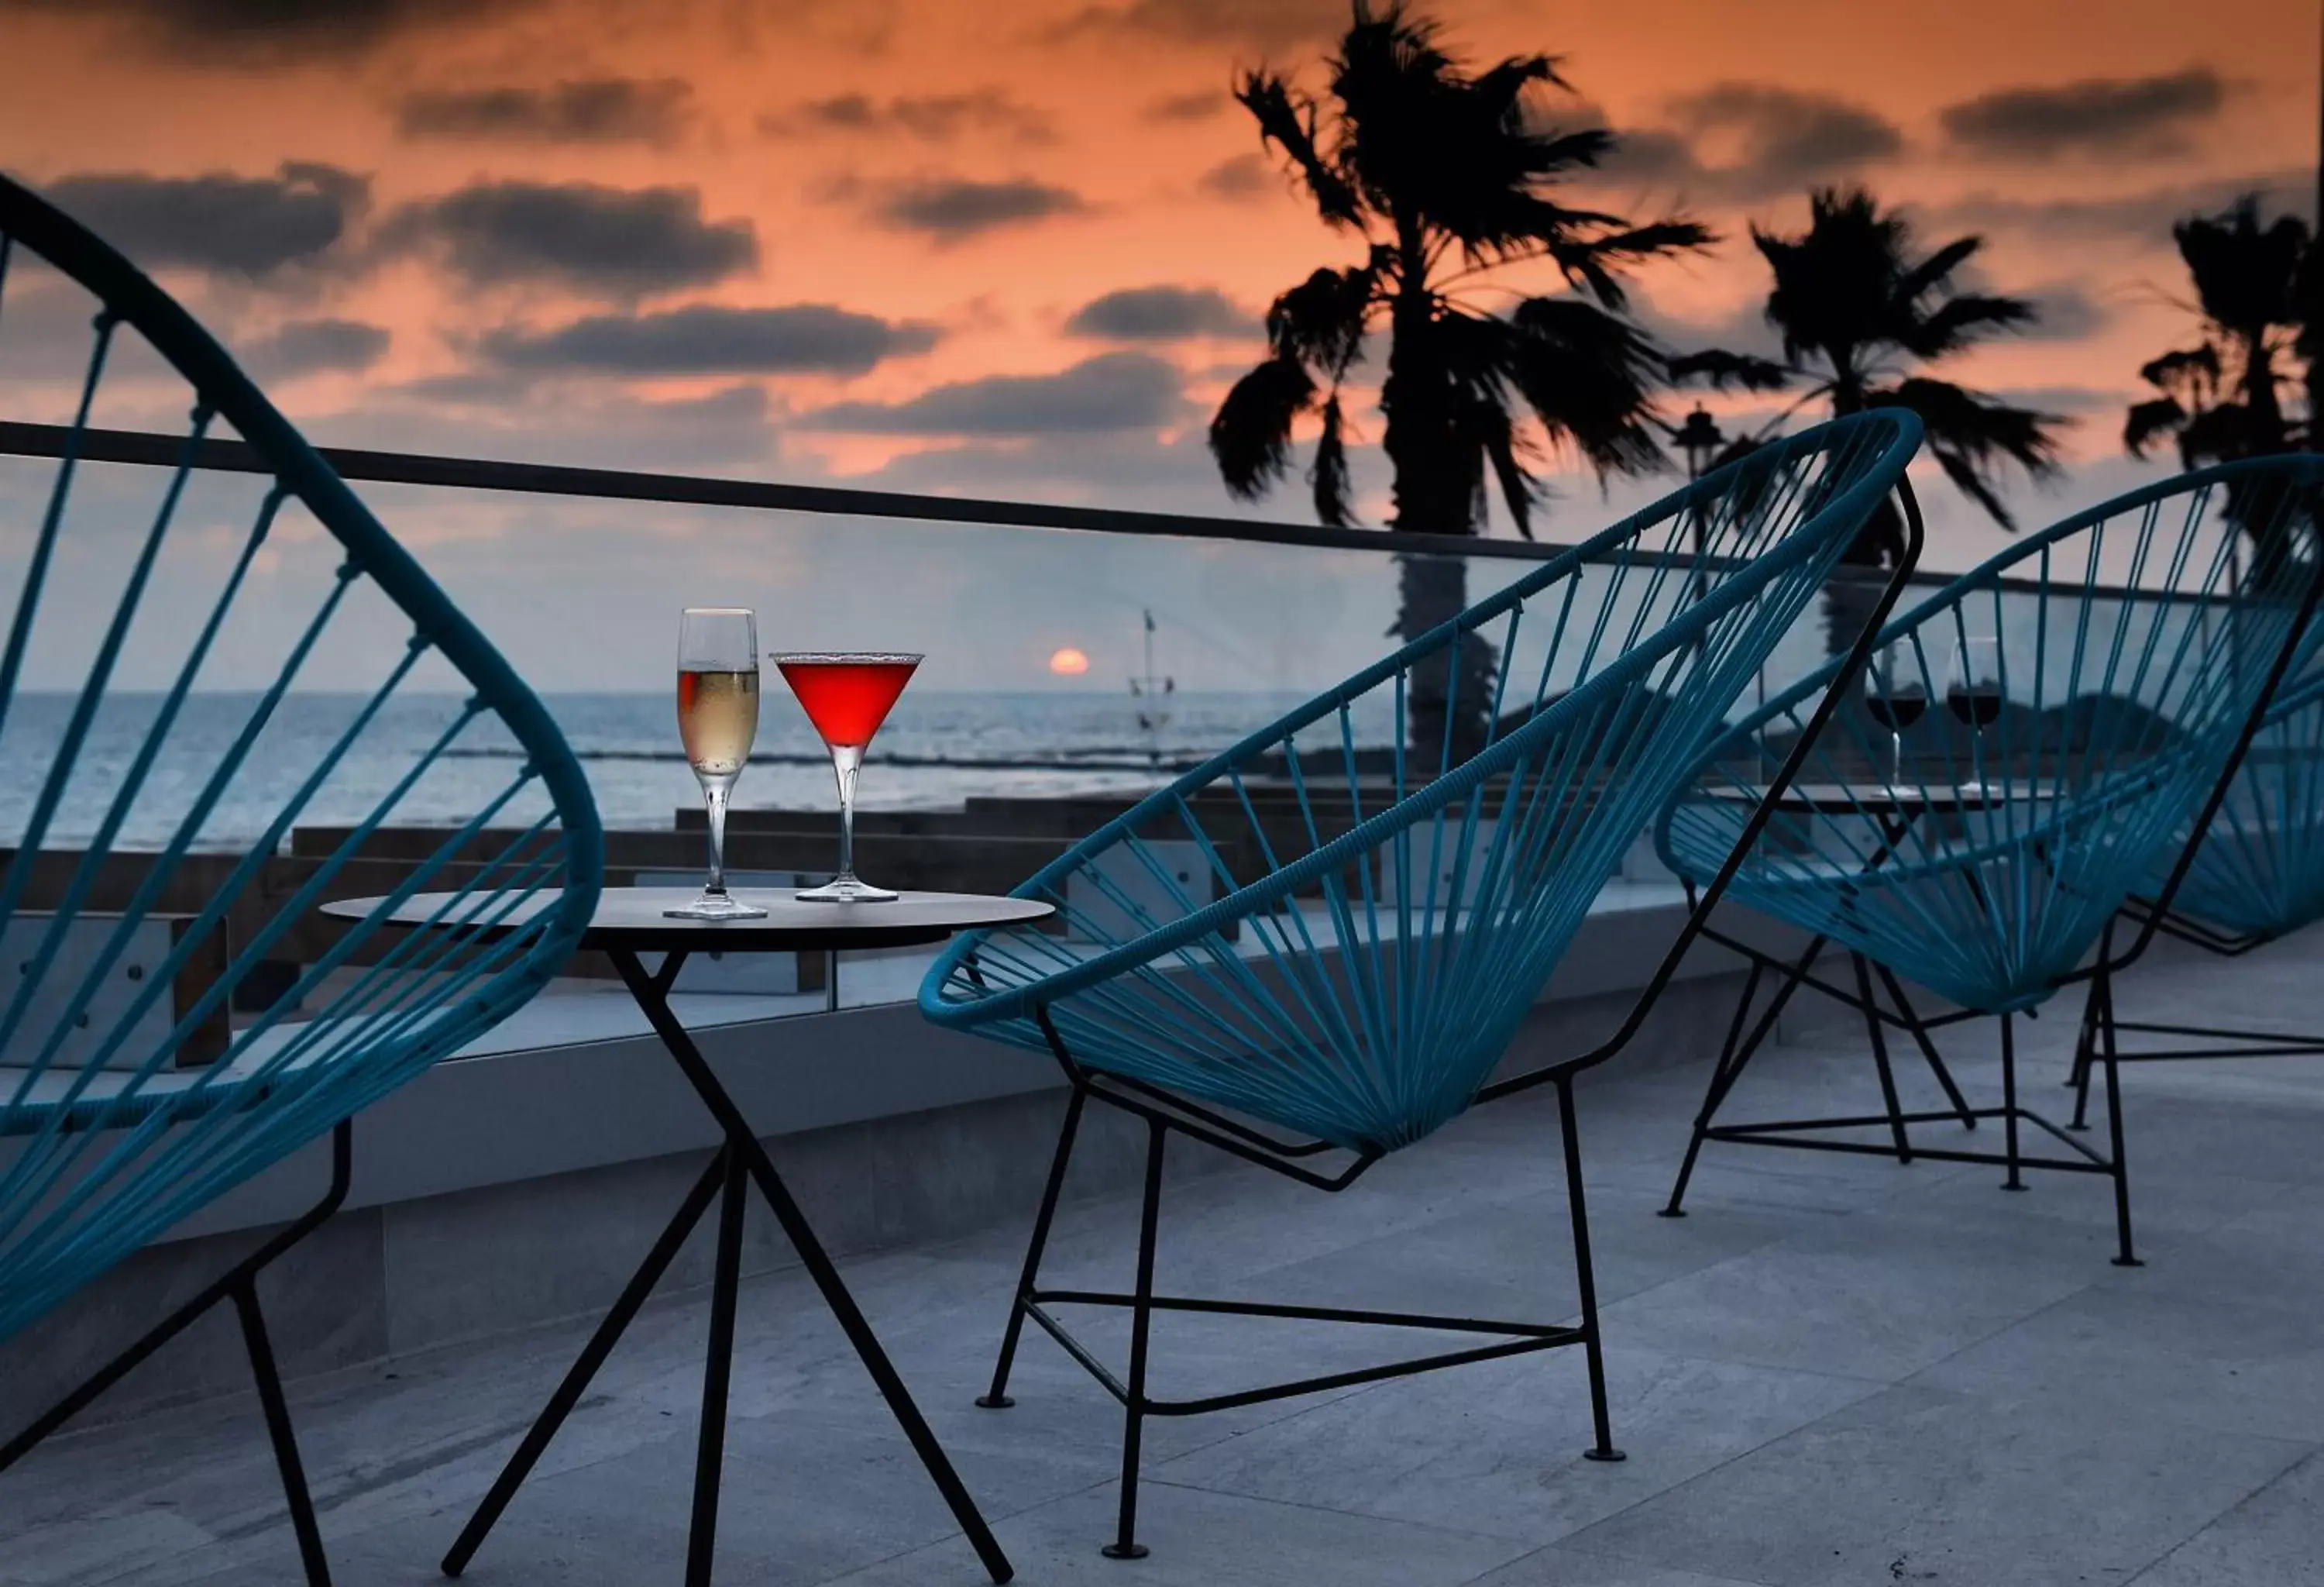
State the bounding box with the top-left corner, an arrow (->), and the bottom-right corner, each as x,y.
1695,778 -> 2010,816
327,886 -> 1049,1587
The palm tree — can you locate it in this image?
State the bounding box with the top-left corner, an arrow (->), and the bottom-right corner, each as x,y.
1206,1 -> 1706,762
2125,196 -> 2312,467
1671,187 -> 2068,652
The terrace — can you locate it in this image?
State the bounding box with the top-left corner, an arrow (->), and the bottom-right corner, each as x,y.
5,920 -> 2322,1586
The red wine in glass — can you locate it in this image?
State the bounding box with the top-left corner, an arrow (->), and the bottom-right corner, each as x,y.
1948,637 -> 2004,729
1864,692 -> 1927,735
1865,639 -> 1923,788
1945,685 -> 2004,728
774,652 -> 921,901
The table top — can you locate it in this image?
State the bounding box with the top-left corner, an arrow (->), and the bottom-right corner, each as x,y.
1696,780 -> 2012,816
322,886 -> 1054,952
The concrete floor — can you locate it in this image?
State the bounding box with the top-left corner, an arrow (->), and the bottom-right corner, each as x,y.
9,938 -> 2324,1587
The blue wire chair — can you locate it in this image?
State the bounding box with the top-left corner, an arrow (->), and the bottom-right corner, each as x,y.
2056,639 -> 2324,1103
0,178 -> 600,1581
1655,456 -> 2324,1267
920,410 -> 1924,1559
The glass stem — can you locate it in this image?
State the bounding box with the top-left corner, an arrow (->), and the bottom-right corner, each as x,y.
700,774 -> 733,897
1893,732 -> 1903,788
830,743 -> 863,883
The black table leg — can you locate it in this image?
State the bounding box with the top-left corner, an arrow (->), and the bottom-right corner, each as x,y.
610,948 -> 1016,1585
444,1151 -> 730,1577
687,1149 -> 751,1587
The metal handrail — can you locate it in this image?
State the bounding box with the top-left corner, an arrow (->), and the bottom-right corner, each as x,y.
0,420 -> 2184,604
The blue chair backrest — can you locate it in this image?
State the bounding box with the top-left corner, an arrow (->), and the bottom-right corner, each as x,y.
0,176 -> 602,1342
2161,623 -> 2324,940
922,411 -> 1923,1154
1658,454 -> 2324,1014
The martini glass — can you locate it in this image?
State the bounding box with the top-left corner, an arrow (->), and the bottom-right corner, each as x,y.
669,608 -> 768,920
775,652 -> 921,901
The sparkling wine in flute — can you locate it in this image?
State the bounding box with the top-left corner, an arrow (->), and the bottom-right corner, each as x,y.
775,652 -> 921,902
679,668 -> 759,776
669,609 -> 768,920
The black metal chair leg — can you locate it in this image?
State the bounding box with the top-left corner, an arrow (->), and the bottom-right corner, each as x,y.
1873,963 -> 1975,1127
2000,1013 -> 2027,1191
443,1149 -> 727,1577
2096,967 -> 2142,1267
685,1150 -> 750,1587
1558,1076 -> 1624,1462
982,1083 -> 1088,1410
1105,1119 -> 1166,1561
1853,953 -> 1913,1164
232,1280 -> 332,1587
2,1122 -> 352,1479
2071,983 -> 2101,1128
1665,941 -> 1824,1216
2065,988 -> 2098,1093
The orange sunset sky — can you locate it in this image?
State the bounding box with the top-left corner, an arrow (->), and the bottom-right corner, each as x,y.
2,0 -> 2320,588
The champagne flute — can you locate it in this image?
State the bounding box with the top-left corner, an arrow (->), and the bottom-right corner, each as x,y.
1863,637 -> 1926,789
668,608 -> 768,921
774,652 -> 921,902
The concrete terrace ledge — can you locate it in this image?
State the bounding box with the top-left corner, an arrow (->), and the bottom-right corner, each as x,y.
1,878 -> 1799,1437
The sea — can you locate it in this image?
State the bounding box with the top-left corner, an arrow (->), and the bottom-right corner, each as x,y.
0,690 -> 1396,852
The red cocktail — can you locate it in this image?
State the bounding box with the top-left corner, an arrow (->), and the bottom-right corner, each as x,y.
774,652 -> 921,901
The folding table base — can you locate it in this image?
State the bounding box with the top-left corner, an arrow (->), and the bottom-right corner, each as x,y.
442,948 -> 1012,1587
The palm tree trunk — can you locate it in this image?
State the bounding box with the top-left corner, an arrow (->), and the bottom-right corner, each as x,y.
2243,332 -> 2286,448
1381,256 -> 1496,761
1394,552 -> 1498,769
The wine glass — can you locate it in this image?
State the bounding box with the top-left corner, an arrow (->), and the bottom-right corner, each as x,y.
1948,635 -> 2004,732
775,652 -> 922,902
1863,637 -> 1926,789
667,608 -> 768,921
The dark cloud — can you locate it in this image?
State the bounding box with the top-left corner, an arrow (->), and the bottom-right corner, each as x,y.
1672,83 -> 1903,195
872,178 -> 1087,242
1593,85 -> 1899,204
1929,168 -> 2313,244
480,303 -> 938,376
1066,285 -> 1248,341
855,430 -> 1238,512
395,77 -> 694,145
1941,67 -> 2225,160
1593,128 -> 1702,188
240,317 -> 390,379
0,0 -> 537,66
1196,153 -> 1273,201
354,380 -> 777,472
2015,281 -> 2111,342
378,181 -> 757,298
1050,0 -> 1346,50
1990,384 -> 2119,416
800,351 -> 1185,435
1145,90 -> 1226,122
762,89 -> 1054,144
41,163 -> 366,278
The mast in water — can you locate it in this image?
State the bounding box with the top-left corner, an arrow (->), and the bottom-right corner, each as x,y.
1127,608 -> 1174,768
